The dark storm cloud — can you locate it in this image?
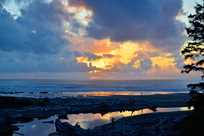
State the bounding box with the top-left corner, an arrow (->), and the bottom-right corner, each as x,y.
0,0 -> 76,72
85,0 -> 184,50
0,0 -> 67,54
0,50 -> 85,72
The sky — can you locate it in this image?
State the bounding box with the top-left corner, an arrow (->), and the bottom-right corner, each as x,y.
0,0 -> 202,80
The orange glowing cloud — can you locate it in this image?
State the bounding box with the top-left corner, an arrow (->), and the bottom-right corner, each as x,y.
150,54 -> 177,70
69,37 -> 178,78
58,0 -> 180,79
60,0 -> 179,79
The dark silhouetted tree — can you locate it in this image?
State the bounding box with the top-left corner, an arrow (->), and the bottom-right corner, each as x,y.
181,0 -> 204,112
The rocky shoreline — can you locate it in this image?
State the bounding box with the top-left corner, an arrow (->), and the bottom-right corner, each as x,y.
0,93 -> 190,136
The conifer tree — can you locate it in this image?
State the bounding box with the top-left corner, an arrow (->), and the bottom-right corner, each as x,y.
181,0 -> 204,112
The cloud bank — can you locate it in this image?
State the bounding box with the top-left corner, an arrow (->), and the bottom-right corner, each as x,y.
0,0 -> 185,79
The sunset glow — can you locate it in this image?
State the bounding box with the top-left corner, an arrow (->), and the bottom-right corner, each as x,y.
73,38 -> 178,78
0,0 -> 202,135
0,0 -> 197,80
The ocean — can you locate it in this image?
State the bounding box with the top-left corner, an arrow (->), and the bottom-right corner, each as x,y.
0,79 -> 189,97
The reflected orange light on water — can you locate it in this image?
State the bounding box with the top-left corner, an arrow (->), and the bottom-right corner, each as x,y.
60,107 -> 192,129
61,108 -> 153,129
82,91 -> 138,96
61,91 -> 176,97
81,91 -> 174,97
61,91 -> 177,97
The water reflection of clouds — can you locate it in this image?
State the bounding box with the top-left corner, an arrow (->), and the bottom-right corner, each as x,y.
61,107 -> 192,129
61,108 -> 153,129
13,117 -> 56,136
157,107 -> 193,113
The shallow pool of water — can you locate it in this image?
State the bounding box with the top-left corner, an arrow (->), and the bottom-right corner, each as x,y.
13,116 -> 56,136
60,107 -> 192,129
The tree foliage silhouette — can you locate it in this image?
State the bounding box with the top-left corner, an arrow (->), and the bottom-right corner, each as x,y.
181,0 -> 204,112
